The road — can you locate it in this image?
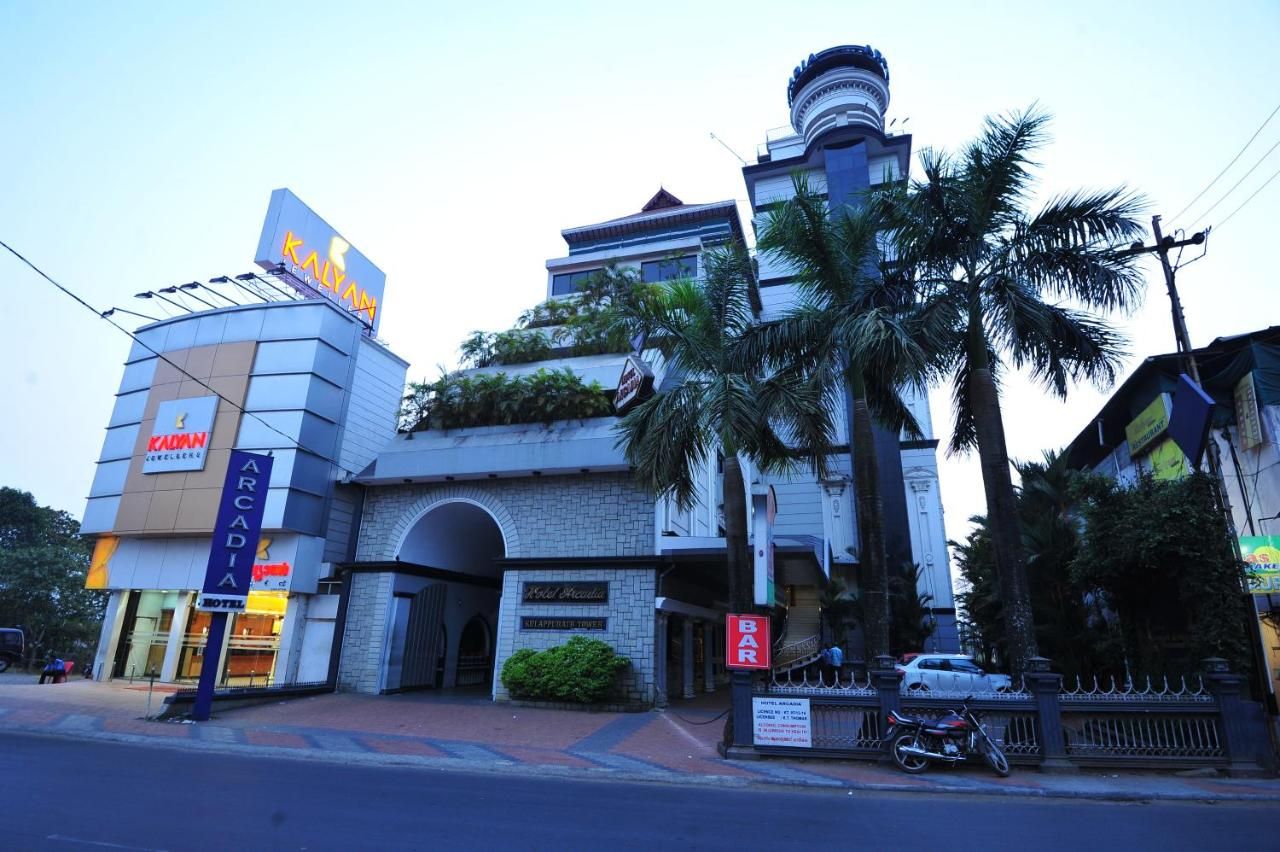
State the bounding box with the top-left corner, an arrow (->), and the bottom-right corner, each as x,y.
0,732 -> 1271,851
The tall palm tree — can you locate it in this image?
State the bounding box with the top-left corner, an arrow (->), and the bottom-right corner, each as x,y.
614,241 -> 827,612
750,175 -> 930,662
884,108 -> 1146,674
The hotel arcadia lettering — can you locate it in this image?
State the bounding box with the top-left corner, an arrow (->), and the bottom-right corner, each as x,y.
614,354 -> 655,414
197,451 -> 274,613
143,396 -> 220,473
254,188 -> 387,332
522,582 -> 609,604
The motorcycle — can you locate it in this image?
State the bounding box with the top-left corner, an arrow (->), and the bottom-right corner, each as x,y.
886,699 -> 1010,777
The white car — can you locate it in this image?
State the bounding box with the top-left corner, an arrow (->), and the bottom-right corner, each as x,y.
896,654 -> 1013,693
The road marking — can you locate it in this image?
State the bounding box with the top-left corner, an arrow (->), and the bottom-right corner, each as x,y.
46,835 -> 169,852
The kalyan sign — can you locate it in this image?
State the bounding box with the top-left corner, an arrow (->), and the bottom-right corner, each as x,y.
726,614 -> 771,670
143,396 -> 219,474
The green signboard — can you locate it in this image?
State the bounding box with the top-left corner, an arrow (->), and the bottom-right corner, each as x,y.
1241,536 -> 1280,595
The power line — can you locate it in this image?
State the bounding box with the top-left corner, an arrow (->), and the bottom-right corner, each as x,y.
1216,164 -> 1280,230
0,237 -> 351,474
1170,100 -> 1280,225
1187,137 -> 1280,227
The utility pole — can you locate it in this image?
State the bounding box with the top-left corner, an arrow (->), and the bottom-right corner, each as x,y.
1131,215 -> 1276,714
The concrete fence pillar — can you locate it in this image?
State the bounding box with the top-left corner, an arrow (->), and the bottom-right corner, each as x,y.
682,618 -> 695,699
654,612 -> 669,708
703,621 -> 716,693
1203,657 -> 1267,774
1022,656 -> 1072,771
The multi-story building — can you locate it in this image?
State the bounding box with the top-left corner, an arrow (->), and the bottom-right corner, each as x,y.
335,44 -> 959,707
82,191 -> 409,687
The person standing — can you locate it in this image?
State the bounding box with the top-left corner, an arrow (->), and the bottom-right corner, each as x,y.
829,644 -> 844,683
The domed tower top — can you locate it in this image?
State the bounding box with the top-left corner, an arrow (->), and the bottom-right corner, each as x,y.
786,45 -> 891,145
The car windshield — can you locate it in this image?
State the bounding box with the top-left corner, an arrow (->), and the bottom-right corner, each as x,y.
0,631 -> 21,650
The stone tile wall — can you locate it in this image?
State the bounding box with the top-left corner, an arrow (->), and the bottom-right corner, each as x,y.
494,568 -> 657,707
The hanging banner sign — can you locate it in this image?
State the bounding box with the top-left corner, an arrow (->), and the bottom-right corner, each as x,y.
726,614 -> 771,670
1235,373 -> 1263,450
197,450 -> 274,613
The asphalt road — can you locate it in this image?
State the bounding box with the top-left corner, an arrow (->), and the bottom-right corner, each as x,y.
0,732 -> 1271,852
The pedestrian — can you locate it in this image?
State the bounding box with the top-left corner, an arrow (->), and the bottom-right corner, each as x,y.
39,657 -> 65,685
819,645 -> 833,683
829,643 -> 844,683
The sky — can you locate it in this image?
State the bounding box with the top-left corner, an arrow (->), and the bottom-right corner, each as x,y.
3,1 -> 1278,561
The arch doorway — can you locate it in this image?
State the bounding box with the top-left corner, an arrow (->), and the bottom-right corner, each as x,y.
384,500 -> 504,692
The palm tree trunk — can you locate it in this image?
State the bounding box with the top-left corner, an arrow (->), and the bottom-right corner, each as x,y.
848,372 -> 890,661
722,454 -> 752,613
966,311 -> 1039,674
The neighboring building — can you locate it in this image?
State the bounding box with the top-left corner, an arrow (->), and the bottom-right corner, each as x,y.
1063,325 -> 1280,707
742,45 -> 958,653
82,193 -> 409,687
336,44 -> 959,708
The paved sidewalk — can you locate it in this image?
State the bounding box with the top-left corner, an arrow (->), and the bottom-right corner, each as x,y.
2,679 -> 1277,802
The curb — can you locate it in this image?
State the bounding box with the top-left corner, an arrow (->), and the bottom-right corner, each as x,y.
3,721 -> 1278,804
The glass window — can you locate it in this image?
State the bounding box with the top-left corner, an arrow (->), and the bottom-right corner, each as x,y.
952,660 -> 985,674
551,269 -> 599,296
641,255 -> 697,283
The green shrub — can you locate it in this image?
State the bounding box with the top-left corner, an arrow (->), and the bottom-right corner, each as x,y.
401,367 -> 614,431
500,636 -> 630,704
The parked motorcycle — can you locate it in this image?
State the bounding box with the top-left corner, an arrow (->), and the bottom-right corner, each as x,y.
886,699 -> 1010,777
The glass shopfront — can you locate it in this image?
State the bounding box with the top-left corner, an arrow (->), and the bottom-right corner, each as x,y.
175,591 -> 288,685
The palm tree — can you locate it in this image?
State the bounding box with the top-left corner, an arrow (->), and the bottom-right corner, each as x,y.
884,108 -> 1146,674
751,175 -> 930,662
614,241 -> 827,612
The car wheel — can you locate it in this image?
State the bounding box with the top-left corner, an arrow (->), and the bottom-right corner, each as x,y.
891,732 -> 930,774
0,658 -> 9,674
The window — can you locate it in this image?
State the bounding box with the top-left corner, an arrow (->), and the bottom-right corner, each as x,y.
641,255 -> 697,283
551,269 -> 600,296
951,660 -> 984,674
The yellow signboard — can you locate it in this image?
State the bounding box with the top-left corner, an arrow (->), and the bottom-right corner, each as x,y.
1149,438 -> 1190,481
1125,395 -> 1170,456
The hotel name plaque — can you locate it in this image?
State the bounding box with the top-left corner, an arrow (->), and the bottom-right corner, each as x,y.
522,582 -> 609,604
520,617 -> 608,631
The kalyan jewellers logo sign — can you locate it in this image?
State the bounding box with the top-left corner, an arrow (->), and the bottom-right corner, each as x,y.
143,396 -> 219,474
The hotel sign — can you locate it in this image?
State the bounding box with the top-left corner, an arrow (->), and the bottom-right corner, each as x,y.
143,396 -> 219,473
522,582 -> 609,604
255,188 -> 387,332
197,451 -> 274,613
614,354 -> 655,414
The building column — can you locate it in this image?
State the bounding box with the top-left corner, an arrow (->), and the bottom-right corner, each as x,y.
703,621 -> 716,693
655,612 -> 669,707
274,594 -> 308,686
682,617 -> 695,699
92,590 -> 129,681
159,593 -> 193,682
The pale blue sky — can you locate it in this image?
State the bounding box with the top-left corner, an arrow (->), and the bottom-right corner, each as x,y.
3,0 -> 1278,544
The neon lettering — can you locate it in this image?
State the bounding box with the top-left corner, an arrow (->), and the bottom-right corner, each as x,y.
300,250 -> 322,278
281,232 -> 303,265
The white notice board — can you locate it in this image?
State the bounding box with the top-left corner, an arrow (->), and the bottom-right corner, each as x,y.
752,697 -> 812,748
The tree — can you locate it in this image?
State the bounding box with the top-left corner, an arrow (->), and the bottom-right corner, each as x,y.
0,487 -> 106,669
615,242 -> 826,612
1072,471 -> 1250,678
884,108 -> 1147,673
753,174 -> 930,661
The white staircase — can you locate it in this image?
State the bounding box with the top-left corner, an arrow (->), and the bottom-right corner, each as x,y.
771,586 -> 824,673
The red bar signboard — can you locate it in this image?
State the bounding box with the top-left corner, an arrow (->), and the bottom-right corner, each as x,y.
726,614 -> 771,670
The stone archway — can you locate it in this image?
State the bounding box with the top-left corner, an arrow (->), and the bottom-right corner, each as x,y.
397,499 -> 507,579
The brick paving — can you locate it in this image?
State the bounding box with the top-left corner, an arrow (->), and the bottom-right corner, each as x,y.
2,679 -> 1277,802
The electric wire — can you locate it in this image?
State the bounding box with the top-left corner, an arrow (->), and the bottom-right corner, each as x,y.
0,237 -> 354,475
1186,137 -> 1280,228
1170,101 -> 1280,224
1215,165 -> 1280,230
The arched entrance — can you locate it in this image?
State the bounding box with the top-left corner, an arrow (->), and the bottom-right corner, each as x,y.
383,500 -> 505,692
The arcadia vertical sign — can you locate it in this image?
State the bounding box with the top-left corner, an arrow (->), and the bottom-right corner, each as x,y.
197,451 -> 275,613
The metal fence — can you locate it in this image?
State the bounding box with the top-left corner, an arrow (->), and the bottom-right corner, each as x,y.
744,657 -> 1271,772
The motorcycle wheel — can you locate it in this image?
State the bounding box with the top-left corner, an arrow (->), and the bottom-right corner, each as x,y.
979,735 -> 1010,777
890,732 -> 930,774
